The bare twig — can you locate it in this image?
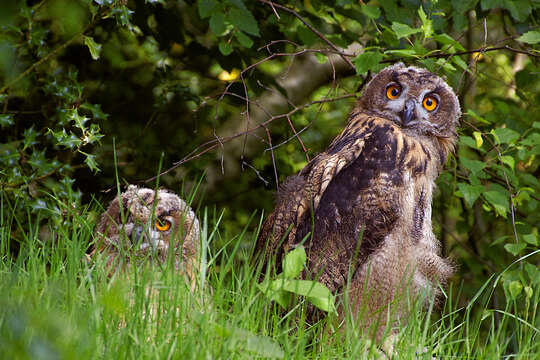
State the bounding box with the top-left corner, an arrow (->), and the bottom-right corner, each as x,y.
258,0 -> 356,70
145,94 -> 355,182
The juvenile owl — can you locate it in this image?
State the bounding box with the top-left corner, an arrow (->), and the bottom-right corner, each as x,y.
257,63 -> 460,337
92,185 -> 200,282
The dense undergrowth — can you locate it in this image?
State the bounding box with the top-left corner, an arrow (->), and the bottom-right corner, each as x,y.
0,194 -> 538,359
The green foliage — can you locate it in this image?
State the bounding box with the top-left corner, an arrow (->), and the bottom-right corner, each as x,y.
258,245 -> 337,314
0,0 -> 539,356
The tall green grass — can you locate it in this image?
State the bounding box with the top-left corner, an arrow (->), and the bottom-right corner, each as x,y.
0,191 -> 538,359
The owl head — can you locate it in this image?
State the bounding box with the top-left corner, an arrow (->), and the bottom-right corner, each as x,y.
92,185 -> 200,279
358,63 -> 461,146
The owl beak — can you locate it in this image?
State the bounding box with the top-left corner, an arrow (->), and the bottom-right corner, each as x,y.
401,99 -> 416,125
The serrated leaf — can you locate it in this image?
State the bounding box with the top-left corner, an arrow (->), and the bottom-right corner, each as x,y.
0,114 -> 13,128
83,35 -> 101,60
516,30 -> 540,44
457,183 -> 484,208
234,31 -> 253,48
82,152 -> 100,173
504,243 -> 526,256
283,246 -> 306,279
391,22 -> 422,39
228,8 -> 259,36
218,41 -> 233,55
354,51 -> 383,75
209,13 -> 226,35
198,0 -> 219,19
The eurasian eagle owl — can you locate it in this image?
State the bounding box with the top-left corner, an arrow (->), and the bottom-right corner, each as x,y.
257,63 -> 460,336
92,185 -> 200,282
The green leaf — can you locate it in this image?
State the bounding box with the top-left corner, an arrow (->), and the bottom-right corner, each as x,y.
0,114 -> 13,128
525,263 -> 540,285
218,41 -> 233,55
467,109 -> 491,124
432,33 -> 466,51
516,30 -> 540,44
228,8 -> 259,36
297,26 -> 318,46
504,243 -> 526,256
281,279 -> 336,314
500,155 -> 514,171
418,6 -> 433,38
83,35 -> 101,60
82,152 -> 100,173
484,190 -> 509,217
209,13 -> 226,35
457,183 -> 484,208
473,131 -> 483,148
354,51 -> 383,75
460,158 -> 486,175
361,4 -> 380,19
257,278 -> 291,308
198,0 -> 219,19
492,128 -> 520,144
283,246 -> 306,279
391,22 -> 422,39
522,234 -> 538,246
234,31 -> 253,48
507,280 -> 522,300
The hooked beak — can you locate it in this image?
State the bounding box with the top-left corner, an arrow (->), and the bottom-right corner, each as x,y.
401,99 -> 416,126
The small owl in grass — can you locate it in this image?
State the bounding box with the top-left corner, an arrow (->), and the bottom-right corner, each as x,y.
92,185 -> 200,283
257,63 -> 460,341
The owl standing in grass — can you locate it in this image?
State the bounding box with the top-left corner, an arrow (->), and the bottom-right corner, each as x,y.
257,63 -> 460,339
92,185 -> 200,284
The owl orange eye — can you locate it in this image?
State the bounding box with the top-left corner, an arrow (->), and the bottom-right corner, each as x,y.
155,219 -> 171,232
386,85 -> 401,100
423,95 -> 438,111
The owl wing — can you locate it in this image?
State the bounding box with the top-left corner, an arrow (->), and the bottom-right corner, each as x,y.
256,112 -> 373,268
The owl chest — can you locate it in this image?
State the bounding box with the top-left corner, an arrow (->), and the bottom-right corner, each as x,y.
301,137 -> 435,255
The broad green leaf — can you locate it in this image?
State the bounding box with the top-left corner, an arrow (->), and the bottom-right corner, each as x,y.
522,234 -> 538,246
218,41 -> 233,55
83,35 -> 101,60
459,136 -> 478,149
504,243 -> 526,256
243,330 -> 285,358
391,22 -> 422,39
297,26 -> 318,46
457,183 -> 484,208
525,263 -> 540,285
484,190 -> 509,217
198,0 -> 219,19
500,155 -> 514,171
283,246 -> 306,279
234,31 -> 253,48
508,280 -> 522,300
257,278 -> 291,308
516,30 -> 540,44
354,51 -> 383,75
361,4 -> 380,19
281,279 -> 336,313
209,13 -> 226,35
384,49 -> 418,58
492,128 -> 520,144
432,33 -> 466,51
460,158 -> 486,175
467,109 -> 491,124
228,8 -> 259,36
